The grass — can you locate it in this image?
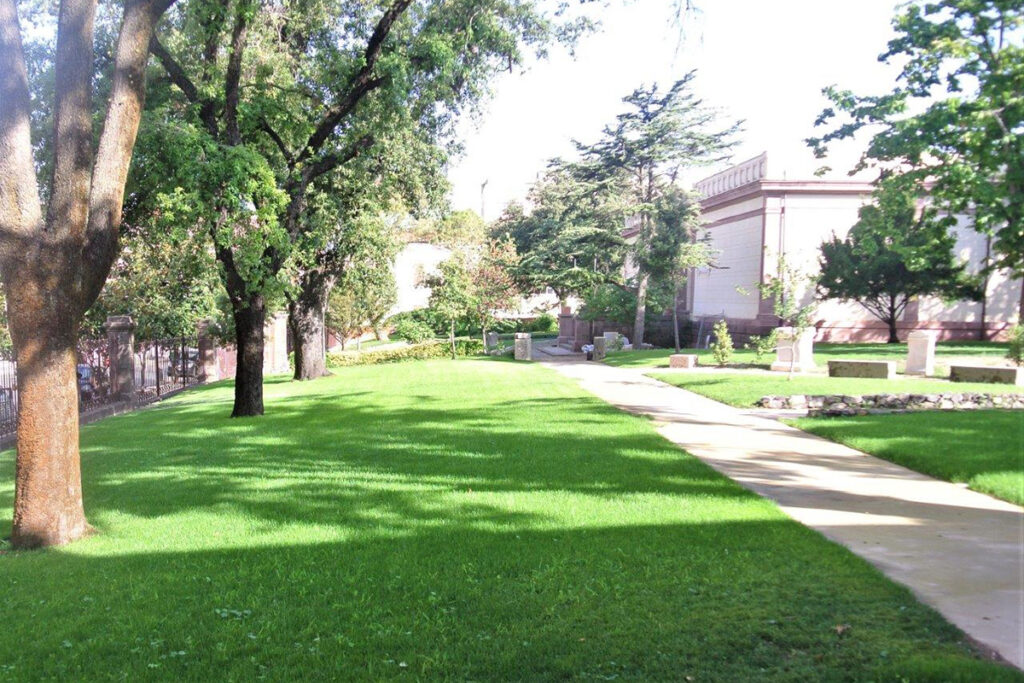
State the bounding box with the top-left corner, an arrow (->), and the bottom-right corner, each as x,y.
0,360 -> 1018,680
606,341 -> 1010,373
790,411 -> 1024,506
647,371 -> 1022,408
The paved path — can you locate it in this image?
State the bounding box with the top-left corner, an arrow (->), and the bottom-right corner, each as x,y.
543,358 -> 1024,669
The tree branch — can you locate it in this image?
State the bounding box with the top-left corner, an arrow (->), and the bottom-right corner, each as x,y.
0,0 -> 44,274
149,34 -> 218,136
80,0 -> 179,310
295,0 -> 411,164
303,134 -> 375,184
224,2 -> 250,146
259,118 -> 294,165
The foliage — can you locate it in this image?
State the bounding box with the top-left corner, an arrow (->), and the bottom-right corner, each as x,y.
710,319 -> 733,366
392,318 -> 435,344
817,182 -> 981,343
408,210 -> 487,248
528,313 -> 558,333
426,254 -> 477,358
82,223 -> 222,340
808,0 -> 1024,277
745,330 -> 779,362
325,215 -> 401,346
579,285 -> 638,325
467,238 -> 522,341
1008,325 -> 1024,366
326,339 -> 482,367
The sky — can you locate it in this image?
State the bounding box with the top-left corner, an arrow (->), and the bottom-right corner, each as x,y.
445,0 -> 904,219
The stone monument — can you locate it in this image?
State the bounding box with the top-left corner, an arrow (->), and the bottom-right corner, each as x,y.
592,336 -> 607,361
514,332 -> 532,361
770,327 -> 816,373
906,330 -> 937,376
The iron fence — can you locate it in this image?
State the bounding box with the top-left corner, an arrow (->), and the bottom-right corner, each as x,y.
0,334 -> 203,443
134,336 -> 201,403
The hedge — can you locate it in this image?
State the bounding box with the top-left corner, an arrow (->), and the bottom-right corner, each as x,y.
327,339 -> 484,367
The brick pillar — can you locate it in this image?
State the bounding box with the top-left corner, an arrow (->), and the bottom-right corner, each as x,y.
105,315 -> 136,402
196,321 -> 219,382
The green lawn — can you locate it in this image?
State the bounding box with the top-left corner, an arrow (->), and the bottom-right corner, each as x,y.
607,341 -> 1010,372
790,411 -> 1024,506
0,360 -> 1017,680
648,371 -> 1022,408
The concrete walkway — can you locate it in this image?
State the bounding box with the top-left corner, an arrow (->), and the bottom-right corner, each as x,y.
543,358 -> 1024,669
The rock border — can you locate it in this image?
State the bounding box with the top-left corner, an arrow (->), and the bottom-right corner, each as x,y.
756,392 -> 1024,416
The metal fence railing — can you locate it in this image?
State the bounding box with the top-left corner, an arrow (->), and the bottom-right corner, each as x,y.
134,337 -> 201,403
0,335 -> 204,443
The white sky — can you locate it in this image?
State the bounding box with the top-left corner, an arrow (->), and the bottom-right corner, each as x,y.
446,0 -> 904,219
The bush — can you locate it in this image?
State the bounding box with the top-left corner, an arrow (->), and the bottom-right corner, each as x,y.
528,313 -> 558,333
393,318 -> 435,343
326,339 -> 484,368
745,329 -> 778,362
1008,325 -> 1024,366
710,319 -> 733,366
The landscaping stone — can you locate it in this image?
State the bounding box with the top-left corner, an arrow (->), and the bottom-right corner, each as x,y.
756,391 -> 1024,416
950,365 -> 1023,386
770,327 -> 815,373
514,333 -> 532,361
827,359 -> 896,379
669,354 -> 698,369
906,330 -> 937,376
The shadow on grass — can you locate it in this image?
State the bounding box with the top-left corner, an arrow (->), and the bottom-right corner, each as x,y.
0,522 -> 1017,681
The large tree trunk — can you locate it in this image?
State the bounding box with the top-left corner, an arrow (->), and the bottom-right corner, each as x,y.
289,271 -> 331,381
232,294 -> 266,417
9,321 -> 89,548
633,271 -> 650,347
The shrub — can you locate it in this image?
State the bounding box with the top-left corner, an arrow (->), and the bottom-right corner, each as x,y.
1008,325 -> 1024,366
745,329 -> 778,362
393,318 -> 435,343
710,319 -> 733,366
528,313 -> 558,333
327,339 -> 484,368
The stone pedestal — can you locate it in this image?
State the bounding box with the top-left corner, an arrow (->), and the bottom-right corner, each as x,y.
197,321 -> 219,382
770,327 -> 816,373
592,336 -> 607,361
105,315 -> 136,401
906,330 -> 937,376
514,332 -> 532,361
263,312 -> 290,374
669,354 -> 698,369
485,331 -> 499,352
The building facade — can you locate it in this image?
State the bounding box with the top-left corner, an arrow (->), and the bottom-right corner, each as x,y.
683,153 -> 1022,342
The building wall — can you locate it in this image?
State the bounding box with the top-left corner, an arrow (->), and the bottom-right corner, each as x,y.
689,155 -> 1021,342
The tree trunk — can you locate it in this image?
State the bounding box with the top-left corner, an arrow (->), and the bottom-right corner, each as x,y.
633,271 -> 650,347
9,326 -> 90,548
886,317 -> 900,344
450,320 -> 456,360
288,273 -> 331,381
1019,278 -> 1023,325
232,294 -> 266,417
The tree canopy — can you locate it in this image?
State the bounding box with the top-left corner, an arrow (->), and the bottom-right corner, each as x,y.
808,0 -> 1023,292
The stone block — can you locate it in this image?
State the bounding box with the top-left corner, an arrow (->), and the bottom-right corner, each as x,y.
669,354 -> 698,369
592,336 -> 607,362
514,332 -> 532,361
827,360 -> 896,379
949,365 -> 1023,386
770,327 -> 816,373
906,330 -> 937,376
485,331 -> 499,351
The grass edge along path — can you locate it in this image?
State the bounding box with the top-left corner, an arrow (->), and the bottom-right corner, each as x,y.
0,359 -> 1018,680
647,370 -> 1022,408
789,411 -> 1024,506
